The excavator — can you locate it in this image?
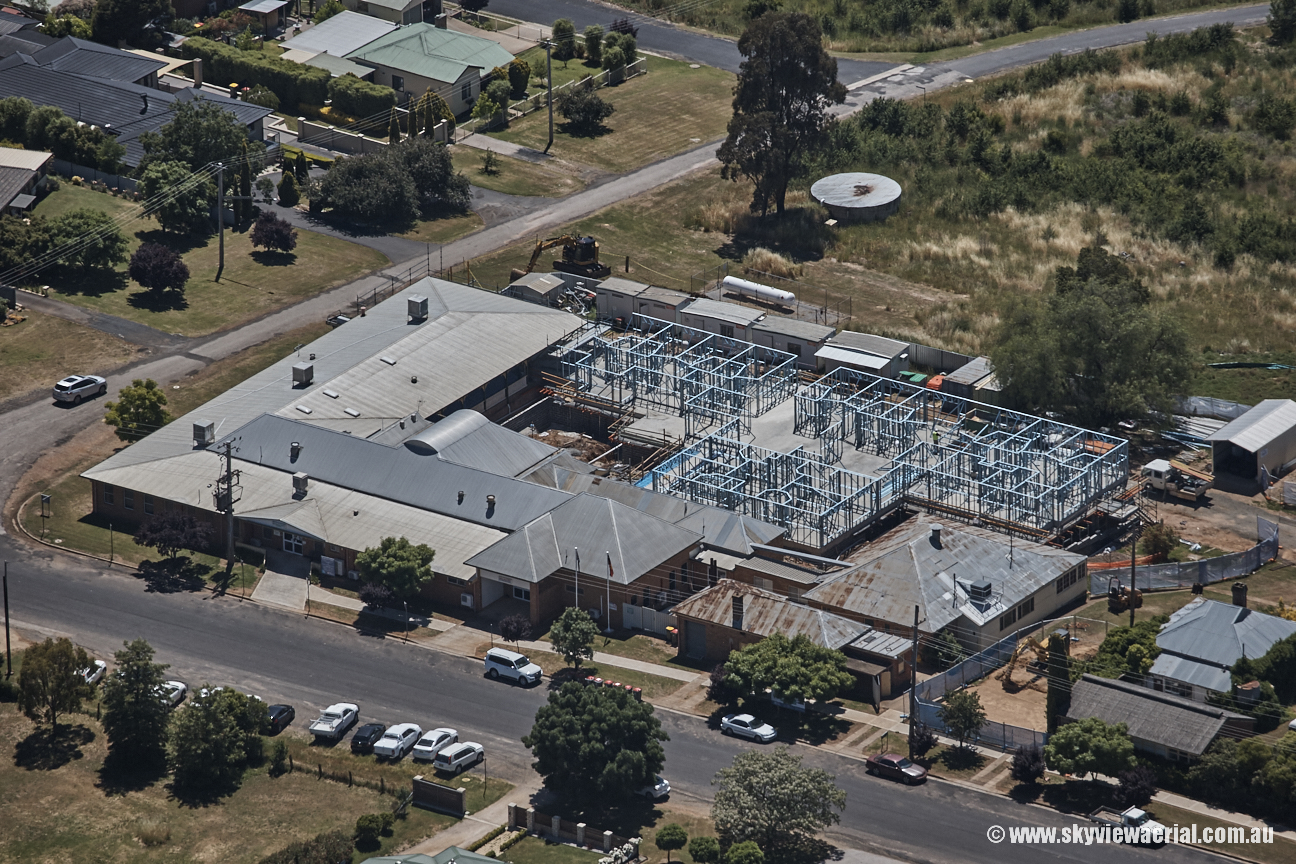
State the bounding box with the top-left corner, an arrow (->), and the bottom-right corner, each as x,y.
996,635 -> 1050,687
510,235 -> 612,282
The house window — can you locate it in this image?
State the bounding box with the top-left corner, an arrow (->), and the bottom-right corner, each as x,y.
720,324 -> 735,338
326,543 -> 341,555
462,80 -> 472,103
392,75 -> 405,92
448,575 -> 468,586
787,342 -> 802,357
999,609 -> 1017,631
123,489 -> 134,510
513,585 -> 531,601
565,584 -> 585,595
1056,569 -> 1079,594
669,571 -> 676,592
144,494 -> 154,515
753,576 -> 774,591
1016,597 -> 1034,619
103,484 -> 114,506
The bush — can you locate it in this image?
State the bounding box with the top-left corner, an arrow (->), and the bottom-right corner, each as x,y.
358,581 -> 394,608
909,722 -> 939,757
129,243 -> 190,294
278,172 -> 300,207
270,739 -> 288,776
245,85 -> 280,111
257,830 -> 354,864
355,813 -> 385,844
329,74 -> 397,125
1142,521 -> 1179,558
1011,743 -> 1046,784
708,662 -> 737,703
180,37 -> 329,110
688,836 -> 720,864
556,82 -> 614,135
1118,764 -> 1158,806
249,210 -> 297,253
508,58 -> 531,97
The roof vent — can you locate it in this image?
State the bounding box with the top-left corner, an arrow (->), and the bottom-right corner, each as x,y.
458,490 -> 465,504
732,595 -> 745,631
290,441 -> 301,459
380,356 -> 396,366
968,580 -> 992,603
292,362 -> 313,386
486,494 -> 496,505
293,472 -> 308,494
408,294 -> 428,321
930,524 -> 942,548
193,420 -> 215,447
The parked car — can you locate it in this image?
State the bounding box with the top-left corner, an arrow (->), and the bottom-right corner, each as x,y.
80,659 -> 107,687
412,727 -> 458,762
309,703 -> 359,740
720,713 -> 777,743
485,647 -> 542,686
1289,717 -> 1296,732
433,741 -> 484,775
1088,806 -> 1167,846
156,680 -> 187,708
865,753 -> 928,785
351,722 -> 388,755
52,374 -> 106,404
266,704 -> 295,734
373,723 -> 422,759
636,775 -> 671,800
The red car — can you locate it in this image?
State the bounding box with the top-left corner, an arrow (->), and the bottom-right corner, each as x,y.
865,752 -> 929,785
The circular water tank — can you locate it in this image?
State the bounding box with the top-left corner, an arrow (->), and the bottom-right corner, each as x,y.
811,172 -> 902,224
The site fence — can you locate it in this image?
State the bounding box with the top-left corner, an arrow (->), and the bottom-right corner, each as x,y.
1175,395 -> 1251,421
689,261 -> 854,329
1087,516 -> 1279,594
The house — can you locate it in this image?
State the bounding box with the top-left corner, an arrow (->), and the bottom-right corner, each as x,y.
803,516 -> 1088,651
341,0 -> 441,26
362,847 -> 496,864
0,146 -> 51,215
1065,674 -> 1254,762
279,10 -> 397,60
1206,399 -> 1296,484
815,331 -> 910,378
751,317 -> 836,370
346,22 -> 512,113
8,36 -> 166,86
238,0 -> 294,33
1146,594 -> 1296,702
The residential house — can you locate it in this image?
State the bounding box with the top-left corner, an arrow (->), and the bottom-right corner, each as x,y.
0,145 -> 51,215
2,36 -> 166,86
237,0 -> 294,34
346,23 -> 513,114
361,846 -> 496,864
279,10 -> 396,62
342,0 -> 441,26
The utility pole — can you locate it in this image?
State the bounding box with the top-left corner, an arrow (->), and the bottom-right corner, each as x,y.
908,604 -> 919,760
215,439 -> 241,575
573,546 -> 579,609
544,39 -> 554,153
1129,518 -> 1140,628
4,562 -> 11,679
216,163 -> 225,282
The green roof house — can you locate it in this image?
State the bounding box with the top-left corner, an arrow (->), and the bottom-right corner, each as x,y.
347,23 -> 515,115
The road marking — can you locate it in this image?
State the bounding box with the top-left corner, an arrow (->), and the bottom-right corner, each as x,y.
846,64 -> 913,91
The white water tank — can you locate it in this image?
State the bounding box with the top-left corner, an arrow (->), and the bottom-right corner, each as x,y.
811,172 -> 902,223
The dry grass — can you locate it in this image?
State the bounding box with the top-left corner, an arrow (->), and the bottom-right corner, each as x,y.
0,310 -> 141,404
742,247 -> 802,279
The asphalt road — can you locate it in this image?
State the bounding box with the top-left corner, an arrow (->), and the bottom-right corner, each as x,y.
3,551 -> 1215,864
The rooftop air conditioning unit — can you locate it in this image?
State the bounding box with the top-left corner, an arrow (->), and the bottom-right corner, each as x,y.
968,580 -> 992,603
193,420 -> 215,447
409,294 -> 429,321
293,472 -> 309,494
292,362 -> 314,386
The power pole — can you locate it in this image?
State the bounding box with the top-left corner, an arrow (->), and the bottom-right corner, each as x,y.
908,604 -> 919,760
216,163 -> 225,282
215,440 -> 242,575
3,562 -> 11,679
544,39 -> 554,154
1129,519 -> 1140,628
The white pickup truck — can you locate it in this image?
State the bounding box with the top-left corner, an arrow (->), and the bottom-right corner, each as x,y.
1088,807 -> 1167,846
309,702 -> 358,740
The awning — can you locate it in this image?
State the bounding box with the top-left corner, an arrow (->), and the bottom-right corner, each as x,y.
9,193 -> 35,210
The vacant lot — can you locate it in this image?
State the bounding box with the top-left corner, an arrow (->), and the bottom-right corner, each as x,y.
0,310 -> 140,404
486,56 -> 734,174
450,146 -> 586,198
32,186 -> 389,337
400,211 -> 486,245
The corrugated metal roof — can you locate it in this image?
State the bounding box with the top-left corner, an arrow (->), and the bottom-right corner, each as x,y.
815,345 -> 889,370
347,23 -> 514,86
239,0 -> 292,13
1205,399 -> 1296,452
735,555 -> 833,585
849,628 -> 910,659
0,164 -> 32,208
0,146 -> 50,171
1155,597 -> 1296,671
0,32 -> 55,57
1147,653 -> 1232,693
597,276 -> 651,298
638,286 -> 691,305
0,18 -> 38,37
510,272 -> 566,295
679,297 -> 764,327
280,11 -> 397,57
1066,674 -> 1247,756
945,356 -> 994,387
302,52 -> 373,79
829,331 -> 909,359
33,36 -> 165,83
465,492 -> 703,584
673,580 -> 868,649
753,317 -> 836,342
403,410 -> 557,477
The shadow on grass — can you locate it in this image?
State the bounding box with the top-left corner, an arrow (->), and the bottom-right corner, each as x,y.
46,266 -> 129,298
250,249 -> 298,267
136,229 -> 211,257
97,751 -> 168,796
1040,778 -> 1121,814
127,287 -> 189,312
1009,781 -> 1046,803
558,121 -> 613,139
167,772 -> 243,808
710,206 -> 836,264
938,746 -> 986,772
136,556 -> 214,593
300,210 -> 417,238
13,723 -> 95,770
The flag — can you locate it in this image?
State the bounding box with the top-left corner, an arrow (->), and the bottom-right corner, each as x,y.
607,551 -> 614,581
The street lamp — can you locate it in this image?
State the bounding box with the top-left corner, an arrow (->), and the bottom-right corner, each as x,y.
403,600 -> 410,643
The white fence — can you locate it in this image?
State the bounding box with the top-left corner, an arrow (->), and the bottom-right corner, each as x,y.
621,604 -> 676,636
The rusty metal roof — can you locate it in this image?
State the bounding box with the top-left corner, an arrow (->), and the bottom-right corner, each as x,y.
672,580 -> 868,650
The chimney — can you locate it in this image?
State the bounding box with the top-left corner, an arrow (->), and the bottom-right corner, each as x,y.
732,594 -> 744,631
293,472 -> 308,494
193,57 -> 203,88
1232,581 -> 1248,608
930,524 -> 942,548
290,441 -> 301,460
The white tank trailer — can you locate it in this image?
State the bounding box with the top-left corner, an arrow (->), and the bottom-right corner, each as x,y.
721,275 -> 796,307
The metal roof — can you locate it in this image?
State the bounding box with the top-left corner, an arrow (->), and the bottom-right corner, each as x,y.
810,172 -> 902,209
0,32 -> 55,57
465,492 -> 703,584
849,628 -> 910,659
32,36 -> 165,83
672,580 -> 869,650
0,164 -> 31,208
638,286 -> 691,305
239,0 -> 292,13
946,356 -> 994,387
753,316 -> 836,343
509,272 -> 566,295
735,555 -> 833,586
1147,653 -> 1232,694
1066,674 -> 1248,756
678,297 -> 765,327
0,146 -> 50,172
1205,399 -> 1296,453
403,409 -> 557,477
596,276 -> 651,297
815,345 -> 889,370
828,331 -> 909,359
280,11 -> 396,58
347,23 -> 514,86
0,18 -> 39,37
301,52 -> 374,79
1154,597 -> 1296,673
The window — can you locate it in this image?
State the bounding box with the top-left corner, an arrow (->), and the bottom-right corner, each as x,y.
787,342 -> 802,357
144,494 -> 154,515
1016,597 -> 1034,619
123,489 -> 134,510
103,484 -> 114,506
513,585 -> 531,601
1055,569 -> 1079,594
326,543 -> 341,555
720,324 -> 735,338
392,75 -> 404,92
564,584 -> 585,595
753,576 -> 774,591
448,576 -> 467,586
999,609 -> 1017,631
669,571 -> 676,592
461,80 -> 472,103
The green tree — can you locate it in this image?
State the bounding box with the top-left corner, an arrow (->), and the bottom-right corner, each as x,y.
354,536 -> 435,598
1011,743 -> 1046,785
91,0 -> 172,48
422,88 -> 455,136
49,208 -> 129,271
1044,717 -> 1137,779
278,172 -> 301,207
718,11 -> 846,216
314,0 -> 345,22
1272,0 -> 1296,43
712,747 -> 846,858
655,824 -> 688,863
134,511 -> 212,559
722,632 -> 854,703
43,13 -> 91,37
990,246 -> 1191,428
168,686 -> 258,797
584,25 -> 604,66
689,836 -> 721,864
139,159 -> 213,235
294,151 -> 311,184
938,689 -> 987,749
250,210 -> 297,253
522,681 -> 668,802
555,82 -> 615,135
0,213 -> 52,275
508,58 -> 531,97
1142,521 -> 1179,558
1045,632 -> 1071,734
472,95 -> 500,124
140,99 -> 252,173
485,79 -> 512,112
244,85 -> 280,111
724,842 -> 764,864
932,629 -> 965,670
549,606 -> 599,668
105,378 -> 171,442
17,637 -> 91,733
388,107 -> 402,146
101,639 -> 170,770
552,19 -> 577,65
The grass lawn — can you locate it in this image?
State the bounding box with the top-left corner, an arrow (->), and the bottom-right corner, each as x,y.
534,626 -> 704,673
485,55 -> 734,174
0,704 -> 452,864
502,836 -> 605,864
0,310 -> 140,404
1191,353 -> 1296,406
398,210 -> 486,245
450,145 -> 586,198
32,185 -> 390,337
913,744 -> 991,781
1149,802 -> 1296,864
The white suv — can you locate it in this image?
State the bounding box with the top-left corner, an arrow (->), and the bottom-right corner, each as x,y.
485,647 -> 542,686
433,741 -> 484,775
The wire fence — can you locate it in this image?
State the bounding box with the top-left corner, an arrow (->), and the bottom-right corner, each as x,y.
689,261 -> 854,329
1087,516 -> 1280,594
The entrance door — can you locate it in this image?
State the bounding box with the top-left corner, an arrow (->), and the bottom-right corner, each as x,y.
283,532 -> 304,554
684,620 -> 706,660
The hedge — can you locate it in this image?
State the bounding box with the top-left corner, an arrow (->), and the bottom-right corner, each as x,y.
180,37 -> 329,110
328,74 -> 397,124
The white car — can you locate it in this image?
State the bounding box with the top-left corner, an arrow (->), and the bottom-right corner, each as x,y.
373,723 -> 422,759
52,374 -> 106,404
309,702 -> 359,740
637,775 -> 671,800
157,680 -> 187,708
80,660 -> 107,687
721,713 -> 778,743
433,741 -> 484,775
412,727 -> 458,762
198,686 -> 262,702
1289,717 -> 1296,731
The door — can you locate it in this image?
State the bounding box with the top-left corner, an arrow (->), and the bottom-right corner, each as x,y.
684,620 -> 706,660
283,532 -> 304,554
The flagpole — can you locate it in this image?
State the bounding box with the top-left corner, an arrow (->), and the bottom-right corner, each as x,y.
605,551 -> 614,634
573,547 -> 579,610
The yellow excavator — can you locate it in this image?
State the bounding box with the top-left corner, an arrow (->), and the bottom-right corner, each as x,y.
510,235 -> 612,282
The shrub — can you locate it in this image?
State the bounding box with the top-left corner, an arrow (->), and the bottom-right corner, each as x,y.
1142,521 -> 1179,557
249,210 -> 297,253
270,739 -> 288,776
358,582 -> 394,608
245,85 -> 280,111
1010,743 -> 1046,784
585,25 -> 604,65
180,37 -> 329,109
909,722 -> 939,757
328,74 -> 397,126
136,818 -> 171,847
258,830 -> 354,864
741,246 -> 801,279
355,813 -> 385,844
278,172 -> 300,207
688,836 -> 721,864
556,81 -> 614,134
1118,764 -> 1158,806
508,58 -> 531,97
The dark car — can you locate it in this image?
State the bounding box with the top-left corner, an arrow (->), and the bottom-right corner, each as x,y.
865,752 -> 928,785
351,722 -> 388,754
266,704 -> 295,734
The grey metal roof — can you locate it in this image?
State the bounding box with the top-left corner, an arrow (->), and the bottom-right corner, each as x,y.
806,516 -> 1084,633
815,345 -> 889,370
946,356 -> 994,387
239,0 -> 292,13
735,555 -> 833,586
1148,653 -> 1232,694
0,146 -> 50,171
32,36 -> 165,83
280,11 -> 397,57
679,297 -> 765,327
509,272 -> 566,296
1205,399 -> 1296,453
301,52 -> 373,79
638,286 -> 691,305
828,331 -> 909,359
0,18 -> 40,37
0,164 -> 31,208
403,409 -> 557,477
596,276 -> 651,298
673,580 -> 868,650
810,172 -> 902,209
848,628 -> 910,659
752,316 -> 836,343
465,492 -> 703,584
0,32 -> 54,56
1155,597 -> 1296,672
1066,674 -> 1248,756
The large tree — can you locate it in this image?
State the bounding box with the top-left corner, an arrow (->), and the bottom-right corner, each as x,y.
101,639 -> 171,769
552,19 -> 577,65
17,637 -> 91,733
139,159 -> 212,235
49,208 -> 129,271
521,681 -> 668,803
711,748 -> 846,860
168,686 -> 266,797
250,210 -> 298,253
104,378 -> 171,442
139,98 -> 251,173
91,0 -> 171,48
722,632 -> 854,703
717,12 -> 845,216
354,536 -> 435,598
938,689 -> 986,750
1045,631 -> 1071,734
129,243 -> 190,295
1044,717 -> 1137,779
990,245 -> 1192,428
1271,0 -> 1296,44
548,606 -> 599,669
134,511 -> 213,560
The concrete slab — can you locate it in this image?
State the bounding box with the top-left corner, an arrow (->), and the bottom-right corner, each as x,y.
252,567 -> 307,611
